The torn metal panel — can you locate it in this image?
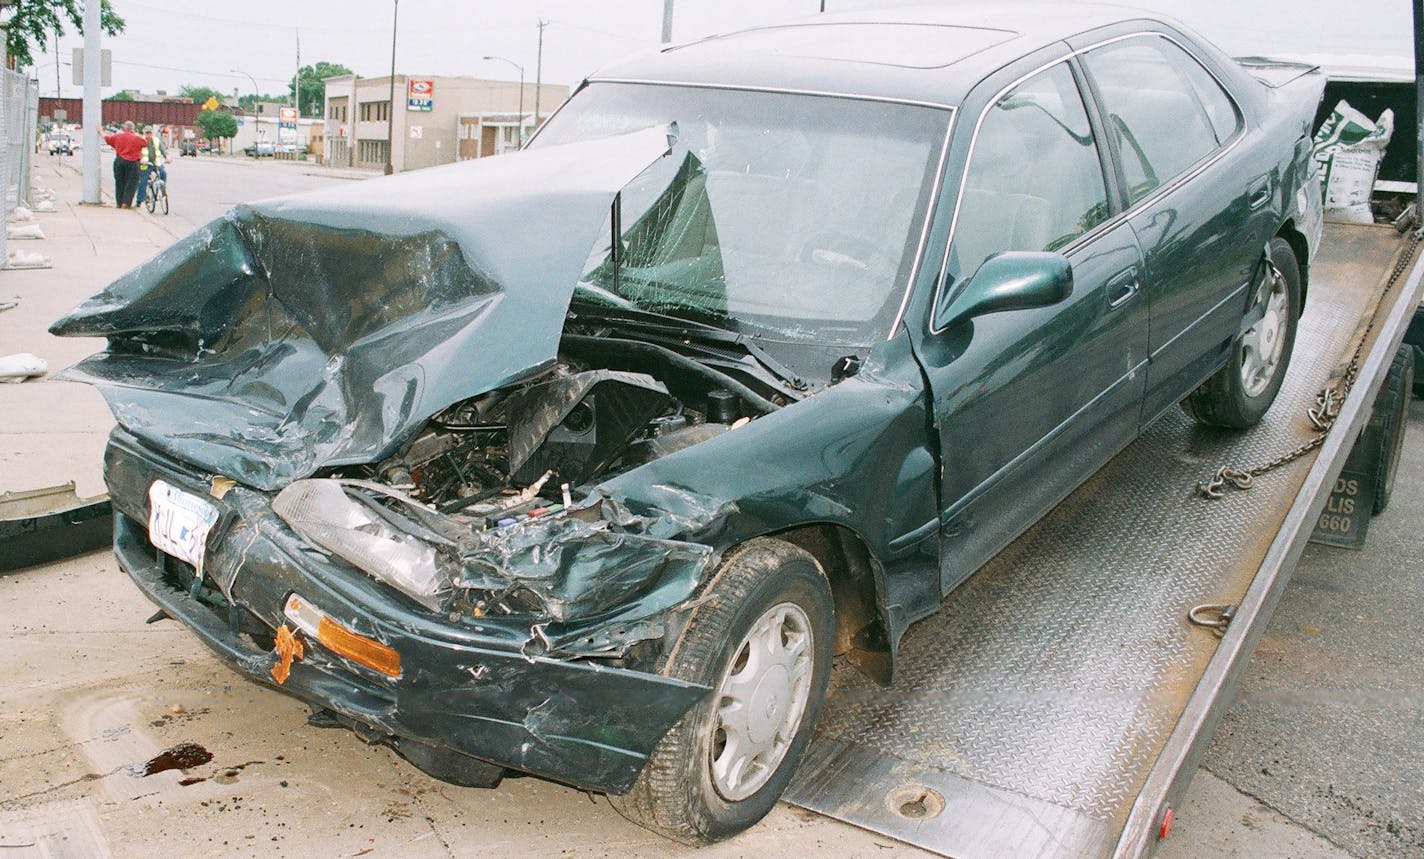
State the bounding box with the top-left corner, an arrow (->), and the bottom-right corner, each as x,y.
50,127 -> 672,491
455,503 -> 713,629
0,483 -> 113,572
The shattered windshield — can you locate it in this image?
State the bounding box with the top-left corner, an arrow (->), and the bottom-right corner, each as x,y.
533,83 -> 950,345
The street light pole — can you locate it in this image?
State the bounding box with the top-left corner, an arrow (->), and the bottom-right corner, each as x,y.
482,56 -> 525,147
385,0 -> 399,175
534,19 -> 547,131
231,68 -> 260,155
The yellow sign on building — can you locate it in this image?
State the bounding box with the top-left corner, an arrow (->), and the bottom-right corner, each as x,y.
202,96 -> 221,111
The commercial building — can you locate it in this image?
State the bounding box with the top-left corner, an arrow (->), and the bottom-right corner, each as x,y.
322,74 -> 569,172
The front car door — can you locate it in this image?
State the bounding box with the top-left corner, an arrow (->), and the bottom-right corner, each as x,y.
911,58 -> 1149,595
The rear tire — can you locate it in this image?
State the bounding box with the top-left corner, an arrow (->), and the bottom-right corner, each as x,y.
1184,236 -> 1301,429
609,538 -> 834,845
1369,344 -> 1414,514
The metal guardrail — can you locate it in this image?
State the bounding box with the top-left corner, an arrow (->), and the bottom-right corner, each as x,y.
1,67 -> 40,268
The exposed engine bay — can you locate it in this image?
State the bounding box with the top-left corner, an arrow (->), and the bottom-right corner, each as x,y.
268,337 -> 783,641
358,346 -> 758,520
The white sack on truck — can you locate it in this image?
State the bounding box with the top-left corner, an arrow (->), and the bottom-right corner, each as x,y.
1312,100 -> 1394,225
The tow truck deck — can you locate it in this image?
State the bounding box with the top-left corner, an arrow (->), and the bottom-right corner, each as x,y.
785,221 -> 1424,858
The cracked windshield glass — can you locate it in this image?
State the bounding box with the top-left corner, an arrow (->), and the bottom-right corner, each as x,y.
533,83 -> 951,345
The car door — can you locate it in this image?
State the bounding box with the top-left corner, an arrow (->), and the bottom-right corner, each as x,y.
913,60 -> 1149,596
1077,34 -> 1271,422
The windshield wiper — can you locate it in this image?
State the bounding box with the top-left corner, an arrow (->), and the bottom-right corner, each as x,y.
567,300 -> 812,397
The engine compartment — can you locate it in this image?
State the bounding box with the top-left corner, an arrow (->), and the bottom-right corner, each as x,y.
348,343 -> 756,527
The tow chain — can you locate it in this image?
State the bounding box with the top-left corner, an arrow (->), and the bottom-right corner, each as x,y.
1196,229 -> 1421,500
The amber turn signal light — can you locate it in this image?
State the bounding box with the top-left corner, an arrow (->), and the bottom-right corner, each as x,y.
284,594 -> 402,678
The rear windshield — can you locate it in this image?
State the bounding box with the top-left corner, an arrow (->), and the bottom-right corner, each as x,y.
532,83 -> 950,345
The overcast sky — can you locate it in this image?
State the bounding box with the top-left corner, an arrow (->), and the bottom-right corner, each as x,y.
32,0 -> 1415,102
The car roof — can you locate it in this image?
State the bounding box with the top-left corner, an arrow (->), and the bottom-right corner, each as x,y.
589,3 -> 1169,108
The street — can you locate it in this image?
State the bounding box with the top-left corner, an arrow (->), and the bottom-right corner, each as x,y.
135,154 -> 360,239
1,152 -> 1420,858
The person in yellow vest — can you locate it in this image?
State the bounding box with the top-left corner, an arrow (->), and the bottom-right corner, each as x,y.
135,126 -> 168,207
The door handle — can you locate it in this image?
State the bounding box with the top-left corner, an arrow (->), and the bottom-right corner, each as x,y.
1247,175 -> 1273,210
1106,269 -> 1139,309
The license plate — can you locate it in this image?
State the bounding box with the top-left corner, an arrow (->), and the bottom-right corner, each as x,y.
148,480 -> 220,574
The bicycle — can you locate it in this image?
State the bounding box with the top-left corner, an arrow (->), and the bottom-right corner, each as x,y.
143,168 -> 169,215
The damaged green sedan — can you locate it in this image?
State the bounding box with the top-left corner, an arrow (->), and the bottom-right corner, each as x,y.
53,5 -> 1322,845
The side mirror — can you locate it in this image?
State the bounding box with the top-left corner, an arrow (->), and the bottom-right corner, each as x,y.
934,251 -> 1073,330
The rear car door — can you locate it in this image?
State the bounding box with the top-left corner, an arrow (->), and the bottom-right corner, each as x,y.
914,60 -> 1148,595
1078,33 -> 1270,421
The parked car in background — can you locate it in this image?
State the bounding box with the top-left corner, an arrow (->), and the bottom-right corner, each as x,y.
52,3 -> 1325,846
244,141 -> 276,157
180,141 -> 198,157
46,134 -> 73,155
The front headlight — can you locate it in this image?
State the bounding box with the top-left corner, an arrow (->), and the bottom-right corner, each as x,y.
273,480 -> 447,609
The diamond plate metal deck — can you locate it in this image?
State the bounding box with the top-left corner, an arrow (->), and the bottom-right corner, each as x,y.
785,224 -> 1412,858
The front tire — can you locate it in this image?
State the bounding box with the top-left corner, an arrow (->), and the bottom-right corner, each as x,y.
1184,236 -> 1301,428
610,538 -> 834,844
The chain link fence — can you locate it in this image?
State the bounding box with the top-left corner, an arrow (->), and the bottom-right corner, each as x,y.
1,67 -> 40,268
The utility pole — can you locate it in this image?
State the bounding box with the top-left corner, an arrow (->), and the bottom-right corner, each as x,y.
385,0 -> 399,174
534,19 -> 547,131
662,0 -> 674,43
295,29 -> 301,115
81,0 -> 102,204
52,32 -> 60,99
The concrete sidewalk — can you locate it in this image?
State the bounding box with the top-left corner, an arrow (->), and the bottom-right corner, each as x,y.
0,156 -> 184,497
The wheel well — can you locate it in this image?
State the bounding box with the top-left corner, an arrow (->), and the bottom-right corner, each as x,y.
1277,221 -> 1310,306
770,523 -> 892,685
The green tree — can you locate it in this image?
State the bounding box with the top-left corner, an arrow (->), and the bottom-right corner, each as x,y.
237,93 -> 283,112
289,61 -> 353,118
178,85 -> 228,106
107,90 -> 134,101
195,109 -> 238,149
3,0 -> 125,69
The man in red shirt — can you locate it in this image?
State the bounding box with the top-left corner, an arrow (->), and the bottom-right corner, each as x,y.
103,121 -> 146,209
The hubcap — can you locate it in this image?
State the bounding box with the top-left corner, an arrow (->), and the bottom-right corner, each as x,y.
1240,264 -> 1289,398
709,602 -> 814,801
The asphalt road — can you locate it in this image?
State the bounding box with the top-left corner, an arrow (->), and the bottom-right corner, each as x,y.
146,153 -> 356,237
1190,398 -> 1424,859
1,155 -> 1419,857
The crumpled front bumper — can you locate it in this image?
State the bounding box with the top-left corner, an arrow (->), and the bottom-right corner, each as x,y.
106,435 -> 709,795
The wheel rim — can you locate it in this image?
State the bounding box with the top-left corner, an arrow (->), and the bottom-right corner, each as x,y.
1239,264 -> 1288,398
709,601 -> 814,801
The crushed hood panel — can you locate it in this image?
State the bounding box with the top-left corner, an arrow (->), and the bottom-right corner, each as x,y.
51,127 -> 671,490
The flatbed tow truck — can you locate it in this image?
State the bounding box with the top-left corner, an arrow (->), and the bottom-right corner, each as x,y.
781,82 -> 1424,859
3,25 -> 1423,859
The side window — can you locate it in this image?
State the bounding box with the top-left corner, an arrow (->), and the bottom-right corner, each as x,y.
1168,44 -> 1243,144
1082,37 -> 1224,203
951,63 -> 1109,282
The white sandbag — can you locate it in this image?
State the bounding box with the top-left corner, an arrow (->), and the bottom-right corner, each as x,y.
1312,100 -> 1394,225
0,353 -> 47,383
6,223 -> 45,240
6,250 -> 51,268
32,199 -> 56,213
7,205 -> 33,222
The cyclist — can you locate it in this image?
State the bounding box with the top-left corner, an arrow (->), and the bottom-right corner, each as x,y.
135,126 -> 168,208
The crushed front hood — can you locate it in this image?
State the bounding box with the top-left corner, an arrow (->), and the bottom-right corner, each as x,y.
51,127 -> 671,490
